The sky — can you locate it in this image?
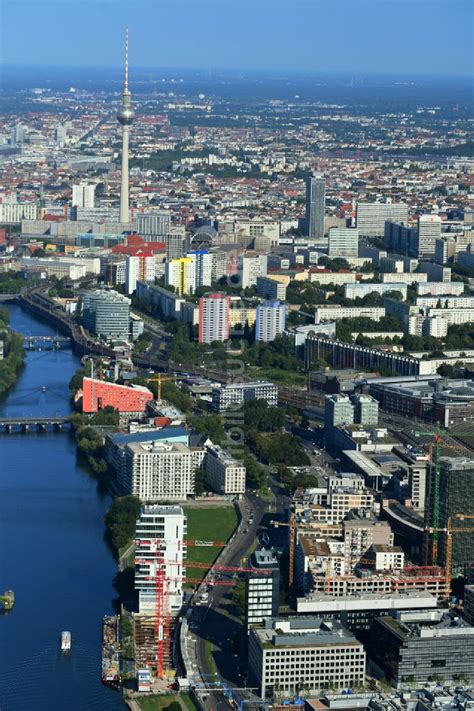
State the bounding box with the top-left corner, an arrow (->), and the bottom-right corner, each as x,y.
0,0 -> 473,77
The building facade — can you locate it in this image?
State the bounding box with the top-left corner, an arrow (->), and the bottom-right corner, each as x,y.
203,445 -> 246,494
249,616 -> 365,699
198,293 -> 230,343
135,505 -> 186,614
306,172 -> 326,240
255,300 -> 286,342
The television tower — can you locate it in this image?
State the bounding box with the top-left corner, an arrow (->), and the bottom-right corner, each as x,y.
117,27 -> 134,224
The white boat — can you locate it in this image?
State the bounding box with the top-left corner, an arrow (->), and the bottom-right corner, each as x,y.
61,631 -> 71,652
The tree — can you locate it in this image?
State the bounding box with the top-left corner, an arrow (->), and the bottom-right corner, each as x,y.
167,702 -> 181,711
104,496 -> 142,550
189,414 -> 226,444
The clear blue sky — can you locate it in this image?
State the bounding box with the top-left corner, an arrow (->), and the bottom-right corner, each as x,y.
1,0 -> 472,76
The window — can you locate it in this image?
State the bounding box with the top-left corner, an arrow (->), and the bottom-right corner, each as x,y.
431,660 -> 446,668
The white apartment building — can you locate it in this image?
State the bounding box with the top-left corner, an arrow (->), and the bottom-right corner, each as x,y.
417,281 -> 465,296
188,250 -> 213,288
212,381 -> 278,411
381,272 -> 428,284
125,254 -> 155,295
20,257 -> 86,280
248,617 -> 366,699
122,441 -> 204,501
370,544 -> 405,571
415,295 -> 474,309
343,519 -> 393,571
309,271 -> 357,286
0,202 -> 38,222
204,445 -> 246,495
134,505 -> 186,614
72,183 -> 95,209
255,300 -> 286,342
239,254 -> 268,288
416,214 -> 442,258
357,202 -> 409,237
314,305 -> 385,324
198,293 -> 230,343
328,227 -> 359,257
344,282 -> 408,300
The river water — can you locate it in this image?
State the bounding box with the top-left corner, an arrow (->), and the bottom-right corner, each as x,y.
0,304 -> 126,711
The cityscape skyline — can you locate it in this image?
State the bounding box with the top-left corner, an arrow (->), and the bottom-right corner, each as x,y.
1,0 -> 473,76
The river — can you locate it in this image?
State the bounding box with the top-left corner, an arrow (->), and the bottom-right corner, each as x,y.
0,304 -> 126,711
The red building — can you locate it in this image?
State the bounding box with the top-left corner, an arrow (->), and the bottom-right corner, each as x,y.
82,377 -> 153,415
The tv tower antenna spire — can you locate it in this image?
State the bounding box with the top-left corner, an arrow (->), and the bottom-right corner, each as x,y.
117,26 -> 134,224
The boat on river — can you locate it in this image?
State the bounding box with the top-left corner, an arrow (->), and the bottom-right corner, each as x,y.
61,631 -> 71,652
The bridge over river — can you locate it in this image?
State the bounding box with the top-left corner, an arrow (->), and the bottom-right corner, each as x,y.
0,416 -> 70,432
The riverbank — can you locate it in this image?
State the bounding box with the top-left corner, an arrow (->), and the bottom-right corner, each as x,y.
0,306 -> 25,399
0,303 -> 125,711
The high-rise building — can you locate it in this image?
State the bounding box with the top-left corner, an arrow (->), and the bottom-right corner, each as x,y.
353,393 -> 379,426
328,227 -> 359,257
357,202 -> 409,237
11,124 -> 27,144
125,252 -> 155,294
80,289 -> 131,340
305,171 -> 325,240
72,183 -> 95,209
188,250 -> 213,288
137,211 -> 172,238
134,505 -> 187,614
325,394 -> 354,445
255,300 -> 286,342
416,215 -> 442,258
117,28 -> 134,224
425,456 -> 474,575
239,254 -> 268,289
164,227 -> 188,260
165,257 -> 195,296
198,293 -> 230,343
245,548 -> 280,633
122,441 -> 203,500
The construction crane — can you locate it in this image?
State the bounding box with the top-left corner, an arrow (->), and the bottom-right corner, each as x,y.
425,514 -> 474,599
147,374 -> 176,401
135,538 -> 271,680
271,513 -> 296,588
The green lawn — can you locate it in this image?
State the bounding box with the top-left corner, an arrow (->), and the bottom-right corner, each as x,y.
137,693 -> 197,711
183,505 -> 238,582
249,367 -> 307,386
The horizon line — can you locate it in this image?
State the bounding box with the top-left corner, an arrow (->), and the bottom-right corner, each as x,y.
0,62 -> 472,80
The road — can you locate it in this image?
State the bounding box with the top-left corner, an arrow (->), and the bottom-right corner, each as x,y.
185,490 -> 282,709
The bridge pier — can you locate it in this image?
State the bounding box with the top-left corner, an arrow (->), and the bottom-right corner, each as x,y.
38,423 -> 47,432
22,424 -> 29,432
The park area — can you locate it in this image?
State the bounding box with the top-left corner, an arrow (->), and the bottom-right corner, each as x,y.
183,503 -> 238,583
137,692 -> 197,710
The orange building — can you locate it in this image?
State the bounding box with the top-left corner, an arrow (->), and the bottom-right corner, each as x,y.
82,377 -> 153,415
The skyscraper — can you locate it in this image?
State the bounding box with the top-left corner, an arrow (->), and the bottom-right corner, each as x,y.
416,214 -> 442,258
117,28 -> 134,224
305,172 -> 325,240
